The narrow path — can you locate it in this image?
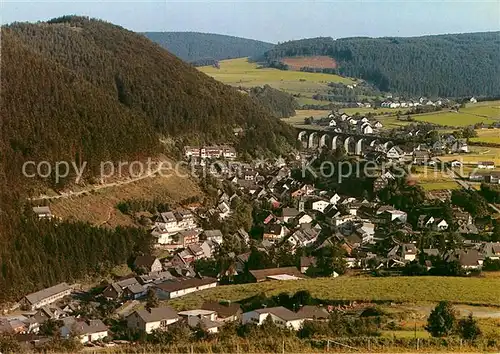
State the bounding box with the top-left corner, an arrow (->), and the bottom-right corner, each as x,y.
29,165 -> 164,202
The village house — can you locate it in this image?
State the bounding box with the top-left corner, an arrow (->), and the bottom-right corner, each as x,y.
175,230 -> 200,248
242,307 -> 306,330
178,309 -> 224,334
201,301 -> 242,323
450,140 -> 468,153
248,267 -> 304,282
329,193 -> 341,205
296,306 -> 330,321
446,249 -> 484,270
127,307 -> 179,333
20,283 -> 72,311
295,212 -> 314,225
133,256 -> 163,273
413,150 -> 430,165
216,201 -> 231,219
102,277 -> 140,300
263,224 -> 288,243
386,146 -> 405,160
32,206 -> 53,220
281,207 -> 300,223
184,145 -> 236,160
288,227 -> 320,248
154,277 -> 218,300
478,161 -> 495,169
383,209 -> 408,223
310,199 -> 331,213
202,230 -> 224,244
481,242 -> 500,260
299,256 -> 316,274
60,317 -> 108,344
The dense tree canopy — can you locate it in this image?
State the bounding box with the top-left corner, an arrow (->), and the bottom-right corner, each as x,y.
248,85 -> 298,118
264,33 -> 500,97
0,16 -> 297,301
143,32 -> 274,62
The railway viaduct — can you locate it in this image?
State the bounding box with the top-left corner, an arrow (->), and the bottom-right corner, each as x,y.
297,128 -> 399,155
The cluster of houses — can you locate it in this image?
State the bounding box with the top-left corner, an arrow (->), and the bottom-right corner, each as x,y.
184,145 -> 237,164
380,96 -> 451,109
320,113 -> 381,135
0,283 -> 108,345
1,276 -> 339,343
127,301 -> 333,335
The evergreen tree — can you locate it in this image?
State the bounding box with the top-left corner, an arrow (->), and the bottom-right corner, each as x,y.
457,314 -> 481,340
145,288 -> 160,311
425,301 -> 457,337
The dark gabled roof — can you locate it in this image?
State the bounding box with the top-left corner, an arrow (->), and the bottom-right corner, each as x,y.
154,277 -> 217,293
129,307 -> 179,323
423,248 -> 440,257
300,256 -> 316,268
265,224 -> 283,235
254,306 -> 304,321
125,283 -> 146,294
201,301 -> 242,318
402,244 -> 417,254
203,230 -> 223,239
134,255 -> 158,269
296,305 -> 329,320
189,316 -> 224,329
282,207 -> 300,217
24,283 -> 71,305
459,249 -> 484,266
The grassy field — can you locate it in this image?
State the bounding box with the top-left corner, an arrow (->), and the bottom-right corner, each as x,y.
49,171 -> 201,227
199,58 -> 354,86
408,166 -> 459,190
440,146 -> 500,166
411,102 -> 500,127
470,128 -> 500,144
199,57 -> 354,107
419,181 -> 460,191
283,109 -> 330,125
413,110 -> 498,127
340,107 -> 401,116
166,276 -> 500,310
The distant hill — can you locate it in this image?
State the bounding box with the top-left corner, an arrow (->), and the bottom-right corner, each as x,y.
2,17 -> 295,192
263,33 -> 500,97
143,32 -> 274,62
0,16 -> 296,300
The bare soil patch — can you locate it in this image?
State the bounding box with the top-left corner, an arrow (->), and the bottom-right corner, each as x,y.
281,56 -> 338,70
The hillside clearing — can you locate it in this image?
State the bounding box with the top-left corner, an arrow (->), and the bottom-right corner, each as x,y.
281,55 -> 337,70
166,276 -> 500,310
49,173 -> 201,227
199,57 -> 354,107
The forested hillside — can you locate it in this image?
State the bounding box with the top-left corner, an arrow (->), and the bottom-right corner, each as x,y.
144,32 -> 274,63
264,33 -> 500,97
0,16 -> 295,301
2,16 -> 295,189
248,85 -> 299,118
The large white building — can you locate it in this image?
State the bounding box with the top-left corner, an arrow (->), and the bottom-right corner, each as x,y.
20,283 -> 72,310
242,306 -> 306,331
